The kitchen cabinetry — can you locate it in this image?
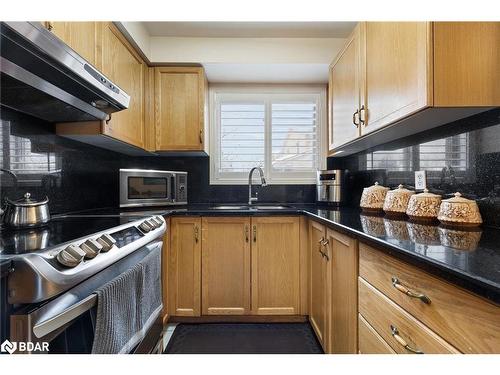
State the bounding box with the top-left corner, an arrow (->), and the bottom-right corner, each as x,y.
327,228 -> 358,354
44,22 -> 99,66
55,22 -> 148,153
359,243 -> 500,353
328,24 -> 363,150
251,217 -> 301,315
168,217 -> 201,317
201,217 -> 251,315
153,67 -> 207,151
328,21 -> 500,154
309,220 -> 331,351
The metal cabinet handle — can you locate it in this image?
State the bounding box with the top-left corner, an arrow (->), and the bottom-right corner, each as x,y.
391,325 -> 424,354
194,226 -> 199,243
352,109 -> 359,127
392,277 -> 431,304
318,237 -> 325,244
199,129 -> 203,144
245,225 -> 249,243
252,225 -> 257,243
359,105 -> 366,125
105,113 -> 112,125
47,21 -> 54,31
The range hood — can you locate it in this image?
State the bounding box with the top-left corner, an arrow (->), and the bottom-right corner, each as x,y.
0,22 -> 130,122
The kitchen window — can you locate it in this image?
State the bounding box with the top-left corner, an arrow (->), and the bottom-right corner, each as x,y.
209,85 -> 326,184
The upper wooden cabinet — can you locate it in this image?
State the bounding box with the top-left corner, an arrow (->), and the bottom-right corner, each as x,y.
45,22 -> 99,66
362,22 -> 431,135
96,23 -> 147,149
251,217 -> 301,315
328,21 -> 500,153
328,24 -> 363,150
153,67 -> 207,151
201,217 -> 251,315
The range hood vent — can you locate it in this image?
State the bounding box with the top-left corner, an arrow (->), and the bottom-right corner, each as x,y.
0,22 -> 130,123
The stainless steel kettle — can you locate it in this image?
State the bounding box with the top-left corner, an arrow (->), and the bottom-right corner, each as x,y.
2,192 -> 51,228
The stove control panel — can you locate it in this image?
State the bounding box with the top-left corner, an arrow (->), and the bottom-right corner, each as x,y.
55,215 -> 164,268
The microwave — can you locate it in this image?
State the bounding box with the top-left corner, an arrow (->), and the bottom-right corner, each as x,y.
119,169 -> 187,207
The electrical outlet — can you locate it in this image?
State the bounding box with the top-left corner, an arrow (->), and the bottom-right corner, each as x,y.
415,171 -> 427,190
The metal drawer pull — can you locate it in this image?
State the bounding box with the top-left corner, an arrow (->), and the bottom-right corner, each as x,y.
194,226 -> 199,243
199,129 -> 203,144
352,109 -> 359,127
320,238 -> 329,246
253,225 -> 257,242
359,105 -> 366,125
391,325 -> 424,354
392,277 -> 431,304
245,225 -> 249,243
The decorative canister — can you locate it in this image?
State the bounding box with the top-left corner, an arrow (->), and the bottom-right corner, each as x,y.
360,214 -> 386,237
383,184 -> 415,216
406,221 -> 441,246
406,189 -> 442,222
438,226 -> 482,251
383,217 -> 410,241
437,192 -> 483,227
360,182 -> 389,212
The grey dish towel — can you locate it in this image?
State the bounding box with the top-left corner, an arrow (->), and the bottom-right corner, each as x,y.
92,247 -> 162,354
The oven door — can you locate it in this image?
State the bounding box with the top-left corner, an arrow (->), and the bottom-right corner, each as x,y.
9,240 -> 163,354
120,169 -> 173,208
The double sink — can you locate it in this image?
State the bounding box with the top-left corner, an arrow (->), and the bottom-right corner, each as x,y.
210,204 -> 294,211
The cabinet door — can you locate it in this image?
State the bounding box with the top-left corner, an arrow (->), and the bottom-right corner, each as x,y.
201,217 -> 251,315
362,22 -> 431,135
326,228 -> 358,354
46,22 -> 99,66
154,67 -> 206,151
309,220 -> 329,350
329,25 -> 361,151
98,22 -> 146,149
168,217 -> 201,316
251,217 -> 300,315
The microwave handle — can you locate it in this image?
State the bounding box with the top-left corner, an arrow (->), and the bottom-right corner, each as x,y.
170,175 -> 176,202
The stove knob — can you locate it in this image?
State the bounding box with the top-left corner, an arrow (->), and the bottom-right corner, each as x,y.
139,221 -> 151,232
57,244 -> 85,267
154,216 -> 164,226
148,219 -> 159,229
97,233 -> 116,252
80,239 -> 103,259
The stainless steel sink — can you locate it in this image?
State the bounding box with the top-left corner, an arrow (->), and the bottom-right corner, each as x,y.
210,204 -> 293,210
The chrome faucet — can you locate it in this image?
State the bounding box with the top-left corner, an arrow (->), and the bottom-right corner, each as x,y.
248,167 -> 267,205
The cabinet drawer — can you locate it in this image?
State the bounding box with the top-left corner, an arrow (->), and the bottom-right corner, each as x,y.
359,243 -> 500,353
358,314 -> 395,354
359,278 -> 459,354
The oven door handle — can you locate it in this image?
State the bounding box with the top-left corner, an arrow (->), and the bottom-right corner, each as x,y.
33,294 -> 97,339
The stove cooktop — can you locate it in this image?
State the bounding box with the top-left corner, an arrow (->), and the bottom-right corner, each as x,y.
0,215 -> 148,255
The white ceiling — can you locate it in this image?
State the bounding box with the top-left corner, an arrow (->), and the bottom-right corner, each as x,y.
203,63 -> 329,83
143,22 -> 356,38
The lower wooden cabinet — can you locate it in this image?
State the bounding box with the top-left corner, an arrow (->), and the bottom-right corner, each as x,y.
309,220 -> 330,350
358,314 -> 395,354
168,217 -> 201,317
251,217 -> 301,315
201,217 -> 251,315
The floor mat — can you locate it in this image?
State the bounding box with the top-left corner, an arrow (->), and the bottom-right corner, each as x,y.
163,323 -> 323,354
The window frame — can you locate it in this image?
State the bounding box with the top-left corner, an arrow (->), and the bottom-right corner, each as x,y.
209,84 -> 327,185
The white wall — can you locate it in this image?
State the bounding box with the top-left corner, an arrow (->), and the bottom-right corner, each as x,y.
119,22 -> 152,60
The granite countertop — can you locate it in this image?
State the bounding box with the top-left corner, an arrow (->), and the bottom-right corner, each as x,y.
157,204 -> 500,304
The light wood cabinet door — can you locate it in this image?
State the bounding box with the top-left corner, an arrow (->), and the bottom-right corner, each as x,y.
251,217 -> 300,315
154,67 -> 206,151
358,314 -> 395,354
168,217 -> 201,316
309,220 -> 329,350
326,228 -> 358,354
97,22 -> 146,149
201,217 -> 251,315
361,22 -> 432,135
329,25 -> 361,151
45,22 -> 99,66
433,22 -> 500,107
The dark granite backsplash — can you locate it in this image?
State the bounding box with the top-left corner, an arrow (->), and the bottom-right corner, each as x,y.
328,108 -> 500,228
0,108 -> 315,214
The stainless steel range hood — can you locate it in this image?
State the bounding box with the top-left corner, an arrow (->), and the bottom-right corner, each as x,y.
0,22 -> 130,122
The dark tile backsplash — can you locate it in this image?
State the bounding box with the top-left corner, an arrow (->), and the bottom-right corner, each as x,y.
0,108 -> 315,215
328,108 -> 500,228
